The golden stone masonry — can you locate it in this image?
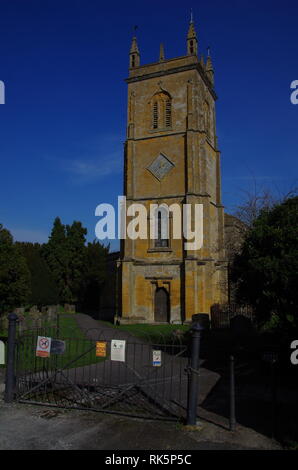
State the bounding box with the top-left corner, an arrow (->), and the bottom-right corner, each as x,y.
117,18 -> 228,324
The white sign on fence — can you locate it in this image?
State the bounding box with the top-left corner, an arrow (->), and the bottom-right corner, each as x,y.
36,336 -> 52,358
111,340 -> 126,362
153,350 -> 162,367
0,340 -> 5,364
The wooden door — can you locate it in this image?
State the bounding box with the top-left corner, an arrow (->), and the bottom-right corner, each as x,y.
154,287 -> 169,323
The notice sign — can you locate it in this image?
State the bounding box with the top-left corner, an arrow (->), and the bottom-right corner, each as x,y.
96,341 -> 107,357
36,336 -> 52,358
153,350 -> 162,367
111,340 -> 126,362
50,339 -> 66,355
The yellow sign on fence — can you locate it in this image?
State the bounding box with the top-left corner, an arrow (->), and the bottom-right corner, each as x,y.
96,341 -> 107,357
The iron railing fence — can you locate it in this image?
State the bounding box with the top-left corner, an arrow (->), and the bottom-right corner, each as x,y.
15,325 -> 189,422
6,313 -> 296,442
210,303 -> 255,329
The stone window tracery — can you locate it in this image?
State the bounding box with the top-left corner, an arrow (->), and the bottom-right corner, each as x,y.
151,91 -> 172,130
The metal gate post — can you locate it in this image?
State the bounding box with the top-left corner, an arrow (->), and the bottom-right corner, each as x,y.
4,313 -> 18,403
271,358 -> 277,439
229,355 -> 236,431
186,322 -> 204,425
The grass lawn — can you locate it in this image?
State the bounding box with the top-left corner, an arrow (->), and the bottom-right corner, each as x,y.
16,313 -> 106,373
2,312 -> 191,373
0,321 -> 8,338
98,320 -> 190,344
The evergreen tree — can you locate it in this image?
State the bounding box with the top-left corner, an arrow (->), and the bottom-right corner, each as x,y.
17,242 -> 59,307
43,217 -> 87,305
0,224 -> 30,313
42,217 -> 71,303
80,240 -> 109,311
65,221 -> 87,303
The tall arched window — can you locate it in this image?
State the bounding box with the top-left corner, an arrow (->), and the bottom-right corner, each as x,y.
151,91 -> 172,130
155,207 -> 169,248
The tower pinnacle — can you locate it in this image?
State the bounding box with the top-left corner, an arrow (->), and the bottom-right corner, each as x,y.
206,49 -> 214,87
159,43 -> 165,62
129,27 -> 140,68
187,15 -> 198,56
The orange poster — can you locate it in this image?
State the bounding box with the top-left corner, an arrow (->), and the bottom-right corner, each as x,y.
96,341 -> 107,357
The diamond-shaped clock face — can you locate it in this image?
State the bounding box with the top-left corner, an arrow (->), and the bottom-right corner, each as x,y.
147,153 -> 175,181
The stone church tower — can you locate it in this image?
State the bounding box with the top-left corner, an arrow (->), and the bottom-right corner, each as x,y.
119,19 -> 227,324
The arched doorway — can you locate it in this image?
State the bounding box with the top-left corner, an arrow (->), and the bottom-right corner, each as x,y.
154,287 -> 170,323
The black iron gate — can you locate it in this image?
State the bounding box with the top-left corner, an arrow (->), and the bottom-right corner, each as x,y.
15,325 -> 189,421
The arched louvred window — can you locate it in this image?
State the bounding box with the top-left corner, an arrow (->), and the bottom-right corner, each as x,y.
165,99 -> 171,128
153,101 -> 158,129
131,55 -> 135,67
151,91 -> 172,130
190,40 -> 194,54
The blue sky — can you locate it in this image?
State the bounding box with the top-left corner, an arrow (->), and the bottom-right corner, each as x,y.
0,0 -> 297,251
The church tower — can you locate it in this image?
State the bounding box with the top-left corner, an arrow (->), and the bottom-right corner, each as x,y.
120,19 -> 227,324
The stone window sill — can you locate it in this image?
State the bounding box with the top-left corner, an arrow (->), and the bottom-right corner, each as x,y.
147,248 -> 172,253
148,128 -> 173,134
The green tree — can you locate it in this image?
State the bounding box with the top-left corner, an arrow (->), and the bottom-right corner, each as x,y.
42,217 -> 71,303
231,196 -> 298,328
0,224 -> 30,313
43,218 -> 87,305
80,240 -> 109,312
65,221 -> 87,303
17,242 -> 59,308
